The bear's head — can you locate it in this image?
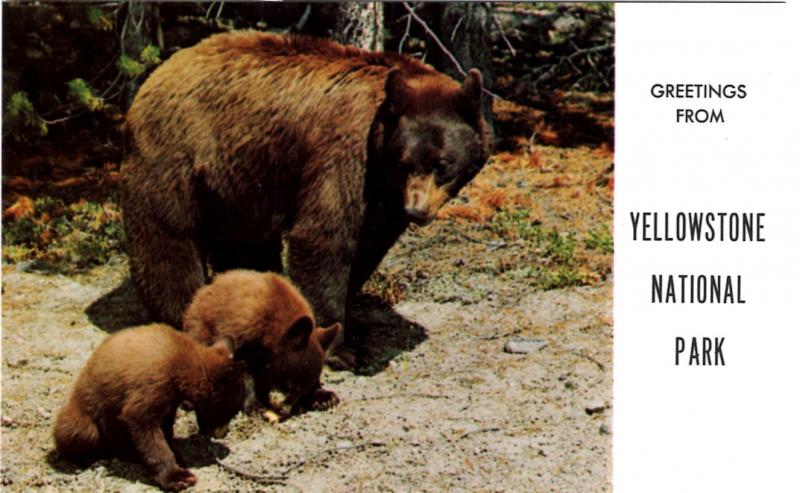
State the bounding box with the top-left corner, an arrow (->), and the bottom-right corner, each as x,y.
258,316 -> 340,418
374,67 -> 493,225
194,337 -> 248,438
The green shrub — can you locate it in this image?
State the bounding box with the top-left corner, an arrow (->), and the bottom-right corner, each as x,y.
139,44 -> 162,66
67,78 -> 104,111
2,197 -> 124,272
117,55 -> 145,78
4,92 -> 48,143
585,224 -> 613,253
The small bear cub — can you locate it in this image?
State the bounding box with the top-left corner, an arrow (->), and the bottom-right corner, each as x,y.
183,270 -> 341,421
54,324 -> 246,491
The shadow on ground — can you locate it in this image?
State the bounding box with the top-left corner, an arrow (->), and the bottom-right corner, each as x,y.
85,277 -> 149,333
46,436 -> 230,490
85,278 -> 427,376
351,294 -> 428,376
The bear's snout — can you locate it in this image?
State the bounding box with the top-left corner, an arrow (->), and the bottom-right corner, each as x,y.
404,174 -> 451,225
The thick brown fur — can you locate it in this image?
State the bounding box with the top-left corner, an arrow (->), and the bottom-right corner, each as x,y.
183,270 -> 340,417
122,31 -> 492,369
54,324 -> 246,491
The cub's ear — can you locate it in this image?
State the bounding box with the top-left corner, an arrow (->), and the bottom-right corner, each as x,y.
317,322 -> 342,351
284,316 -> 314,350
459,68 -> 483,114
212,336 -> 236,359
385,67 -> 411,114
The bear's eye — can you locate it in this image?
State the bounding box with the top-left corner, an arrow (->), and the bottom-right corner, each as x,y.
433,160 -> 449,175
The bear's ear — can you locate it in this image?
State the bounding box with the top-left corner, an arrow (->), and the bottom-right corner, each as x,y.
317,322 -> 342,351
385,67 -> 411,114
212,336 -> 236,359
459,68 -> 483,114
284,316 -> 314,350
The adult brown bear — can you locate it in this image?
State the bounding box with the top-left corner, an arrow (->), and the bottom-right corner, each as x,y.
122,31 -> 492,368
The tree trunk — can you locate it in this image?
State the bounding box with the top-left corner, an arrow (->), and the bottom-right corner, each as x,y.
120,1 -> 158,109
332,3 -> 384,51
429,3 -> 495,135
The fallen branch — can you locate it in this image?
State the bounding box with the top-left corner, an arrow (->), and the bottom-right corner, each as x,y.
397,3 -> 414,53
531,42 -> 614,91
487,3 -> 517,57
284,4 -> 311,34
41,111 -> 88,126
401,2 -> 505,102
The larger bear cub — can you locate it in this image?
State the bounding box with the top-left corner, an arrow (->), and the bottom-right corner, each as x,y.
183,270 -> 341,418
122,31 -> 492,368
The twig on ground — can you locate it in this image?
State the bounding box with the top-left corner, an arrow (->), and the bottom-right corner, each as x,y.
455,426 -> 502,441
41,112 -> 88,126
447,227 -> 509,250
477,327 -> 523,341
281,441 -> 386,475
214,440 -> 386,484
528,131 -> 537,154
568,349 -> 605,372
214,456 -> 288,485
349,393 -> 451,402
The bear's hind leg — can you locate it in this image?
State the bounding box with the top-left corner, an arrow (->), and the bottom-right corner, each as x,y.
54,401 -> 103,464
121,408 -> 195,491
125,213 -> 206,328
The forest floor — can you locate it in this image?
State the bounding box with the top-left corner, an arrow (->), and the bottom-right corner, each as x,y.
1,94 -> 614,492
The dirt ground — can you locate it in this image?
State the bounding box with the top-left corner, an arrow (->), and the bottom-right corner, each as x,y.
1,98 -> 613,492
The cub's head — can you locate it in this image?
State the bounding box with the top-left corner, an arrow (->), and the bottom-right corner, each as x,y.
376,67 -> 492,225
261,316 -> 340,418
194,337 -> 247,438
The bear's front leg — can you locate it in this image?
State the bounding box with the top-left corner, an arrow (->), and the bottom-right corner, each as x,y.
297,387 -> 340,411
123,198 -> 206,328
121,408 -> 196,491
287,229 -> 357,370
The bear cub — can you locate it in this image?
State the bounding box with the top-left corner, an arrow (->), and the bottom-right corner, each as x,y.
54,324 -> 246,491
183,270 -> 341,421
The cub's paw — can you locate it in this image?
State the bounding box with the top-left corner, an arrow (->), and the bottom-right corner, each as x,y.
260,409 -> 282,424
156,466 -> 197,491
310,388 -> 340,411
325,347 -> 358,371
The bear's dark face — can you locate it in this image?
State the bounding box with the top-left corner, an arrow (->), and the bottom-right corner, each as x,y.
381,68 -> 491,225
194,339 -> 247,438
260,317 -> 340,418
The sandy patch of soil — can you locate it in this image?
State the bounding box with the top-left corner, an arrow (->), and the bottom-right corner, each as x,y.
1,258 -> 611,492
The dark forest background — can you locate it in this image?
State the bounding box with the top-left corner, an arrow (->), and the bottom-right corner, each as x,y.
1,2 -> 613,273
